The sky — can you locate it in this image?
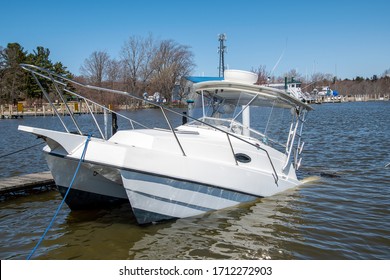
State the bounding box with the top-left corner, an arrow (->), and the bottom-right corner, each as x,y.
1,0 -> 389,79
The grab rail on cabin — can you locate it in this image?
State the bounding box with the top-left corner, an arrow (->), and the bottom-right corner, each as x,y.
20,64 -> 279,185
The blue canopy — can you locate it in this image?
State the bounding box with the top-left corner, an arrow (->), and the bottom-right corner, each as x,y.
186,76 -> 223,83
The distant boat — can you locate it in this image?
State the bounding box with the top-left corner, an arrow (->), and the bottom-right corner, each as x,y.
19,65 -> 313,225
268,78 -> 314,103
314,86 -> 341,102
316,86 -> 332,96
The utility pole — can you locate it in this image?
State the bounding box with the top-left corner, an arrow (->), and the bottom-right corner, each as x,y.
218,34 -> 227,78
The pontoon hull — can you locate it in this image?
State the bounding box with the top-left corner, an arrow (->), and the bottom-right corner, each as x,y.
45,152 -> 128,209
117,134 -> 301,224
121,170 -> 258,224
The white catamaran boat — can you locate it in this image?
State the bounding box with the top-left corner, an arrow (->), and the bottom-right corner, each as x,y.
19,65 -> 312,224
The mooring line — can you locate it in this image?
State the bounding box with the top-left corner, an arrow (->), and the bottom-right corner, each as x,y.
0,141 -> 45,158
26,134 -> 91,260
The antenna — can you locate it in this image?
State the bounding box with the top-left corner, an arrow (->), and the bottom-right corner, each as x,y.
218,34 -> 227,77
270,38 -> 288,77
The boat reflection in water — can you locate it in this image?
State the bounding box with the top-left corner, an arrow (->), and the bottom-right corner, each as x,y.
18,65 -> 312,225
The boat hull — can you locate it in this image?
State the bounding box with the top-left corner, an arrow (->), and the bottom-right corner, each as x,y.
121,169 -> 258,224
45,153 -> 128,209
19,125 -> 301,224
119,142 -> 300,224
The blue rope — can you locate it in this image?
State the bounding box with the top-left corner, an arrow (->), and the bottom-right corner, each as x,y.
27,134 -> 92,260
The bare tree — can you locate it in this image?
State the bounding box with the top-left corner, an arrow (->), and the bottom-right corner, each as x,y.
251,65 -> 269,84
283,69 -> 303,81
380,76 -> 390,96
106,59 -> 122,87
120,34 -> 156,94
149,39 -> 195,102
80,50 -> 110,86
310,72 -> 333,83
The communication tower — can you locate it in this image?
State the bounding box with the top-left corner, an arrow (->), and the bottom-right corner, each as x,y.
218,34 -> 227,77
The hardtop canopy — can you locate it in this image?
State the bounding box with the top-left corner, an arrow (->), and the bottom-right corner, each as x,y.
194,80 -> 313,111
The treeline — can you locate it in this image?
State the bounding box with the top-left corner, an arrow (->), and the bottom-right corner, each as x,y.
302,71 -> 390,97
0,35 -> 195,105
331,75 -> 390,97
253,66 -> 390,97
1,39 -> 389,106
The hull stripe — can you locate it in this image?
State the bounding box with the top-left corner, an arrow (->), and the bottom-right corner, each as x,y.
121,171 -> 258,203
130,190 -> 215,212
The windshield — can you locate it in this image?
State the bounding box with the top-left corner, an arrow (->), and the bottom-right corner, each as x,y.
187,90 -> 295,152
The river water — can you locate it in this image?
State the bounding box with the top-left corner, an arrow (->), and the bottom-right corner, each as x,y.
0,102 -> 389,260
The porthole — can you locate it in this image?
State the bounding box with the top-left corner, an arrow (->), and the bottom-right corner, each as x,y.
235,153 -> 251,163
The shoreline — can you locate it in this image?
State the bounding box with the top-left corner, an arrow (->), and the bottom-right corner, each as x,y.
0,95 -> 390,119
0,102 -> 187,119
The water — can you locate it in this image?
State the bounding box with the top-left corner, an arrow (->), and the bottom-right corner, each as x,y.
0,102 -> 389,260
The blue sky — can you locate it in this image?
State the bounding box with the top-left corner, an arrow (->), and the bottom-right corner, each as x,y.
1,0 -> 389,79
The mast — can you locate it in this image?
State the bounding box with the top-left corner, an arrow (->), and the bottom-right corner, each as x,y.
218,34 -> 227,78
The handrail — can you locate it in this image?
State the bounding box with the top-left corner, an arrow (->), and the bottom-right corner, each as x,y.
282,107 -> 307,171
62,88 -> 148,129
160,107 -> 186,156
83,99 -> 105,139
48,72 -> 83,135
20,64 -> 280,184
29,71 -> 70,133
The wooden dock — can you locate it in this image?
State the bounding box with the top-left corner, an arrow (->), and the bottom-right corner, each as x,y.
0,171 -> 55,196
0,103 -> 107,119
